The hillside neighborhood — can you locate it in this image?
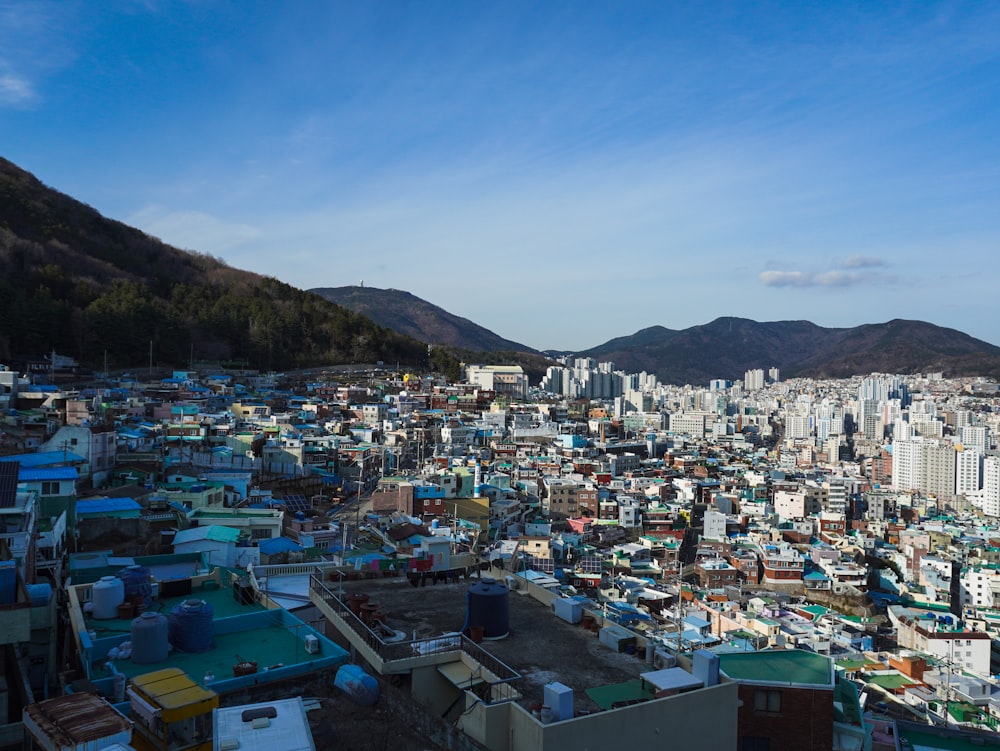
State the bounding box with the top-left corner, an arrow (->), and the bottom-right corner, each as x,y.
2,357 -> 1000,750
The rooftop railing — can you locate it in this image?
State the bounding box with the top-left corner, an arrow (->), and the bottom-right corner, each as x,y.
309,573 -> 521,704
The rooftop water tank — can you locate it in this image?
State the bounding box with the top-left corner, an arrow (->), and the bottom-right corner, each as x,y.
334,664 -> 379,706
0,561 -> 15,605
92,576 -> 125,619
465,578 -> 510,640
169,599 -> 214,653
131,611 -> 169,664
119,565 -> 153,606
26,582 -> 52,607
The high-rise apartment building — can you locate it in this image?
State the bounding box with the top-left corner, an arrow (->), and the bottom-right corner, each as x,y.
892,436 -> 956,501
744,368 -> 765,392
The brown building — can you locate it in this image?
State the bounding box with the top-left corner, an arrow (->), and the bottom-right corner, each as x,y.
718,650 -> 865,751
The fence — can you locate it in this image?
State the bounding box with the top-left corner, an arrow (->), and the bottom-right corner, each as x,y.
309,574 -> 521,704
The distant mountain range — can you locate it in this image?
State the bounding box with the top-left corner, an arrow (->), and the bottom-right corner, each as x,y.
310,286 -> 537,353
0,157 -> 426,371
312,287 -> 1000,384
3,154 -> 997,386
581,317 -> 1000,385
309,284 -> 1000,385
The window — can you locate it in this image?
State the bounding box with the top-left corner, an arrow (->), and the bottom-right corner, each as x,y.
754,689 -> 781,714
742,737 -> 771,751
41,481 -> 60,495
251,529 -> 271,540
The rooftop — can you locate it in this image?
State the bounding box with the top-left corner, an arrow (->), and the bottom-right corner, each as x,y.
333,573 -> 656,715
718,649 -> 834,688
75,571 -> 349,693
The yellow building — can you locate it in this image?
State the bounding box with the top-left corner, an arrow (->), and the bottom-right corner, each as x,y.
129,668 -> 219,751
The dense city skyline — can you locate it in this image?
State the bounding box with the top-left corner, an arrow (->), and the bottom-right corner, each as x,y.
3,2 -> 1000,351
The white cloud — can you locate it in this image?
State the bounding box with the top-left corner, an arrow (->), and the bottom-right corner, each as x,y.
758,269 -> 869,288
0,72 -> 36,106
127,206 -> 262,255
840,255 -> 886,268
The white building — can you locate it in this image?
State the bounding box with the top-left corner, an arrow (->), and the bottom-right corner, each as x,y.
982,456 -> 1000,518
955,446 -> 982,497
464,364 -> 529,399
702,510 -> 727,542
892,436 -> 956,502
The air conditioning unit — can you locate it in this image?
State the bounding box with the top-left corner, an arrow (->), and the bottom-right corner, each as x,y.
303,634 -> 320,654
652,649 -> 677,670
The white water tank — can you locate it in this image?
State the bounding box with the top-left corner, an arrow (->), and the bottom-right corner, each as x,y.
92,576 -> 125,620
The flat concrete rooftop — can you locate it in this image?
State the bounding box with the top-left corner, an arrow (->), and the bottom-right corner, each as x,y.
332,573 -> 656,716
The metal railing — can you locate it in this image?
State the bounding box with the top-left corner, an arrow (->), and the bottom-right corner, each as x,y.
309,574 -> 521,703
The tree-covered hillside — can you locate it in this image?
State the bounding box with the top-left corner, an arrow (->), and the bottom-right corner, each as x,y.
0,157 -> 427,371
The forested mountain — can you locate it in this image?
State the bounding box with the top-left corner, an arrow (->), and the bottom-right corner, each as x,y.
0,157 -> 427,371
583,317 -> 1000,385
311,285 -> 536,353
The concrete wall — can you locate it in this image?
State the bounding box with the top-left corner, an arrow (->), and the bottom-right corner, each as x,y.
412,663 -> 464,718
458,681 -> 739,751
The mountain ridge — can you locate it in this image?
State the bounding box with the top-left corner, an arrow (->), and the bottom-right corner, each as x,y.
581,316 -> 1000,385
3,155 -> 998,386
310,286 -> 537,354
0,157 -> 428,371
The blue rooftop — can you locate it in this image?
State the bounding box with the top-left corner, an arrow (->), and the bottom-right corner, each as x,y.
4,451 -> 87,467
76,497 -> 142,514
18,466 -> 78,482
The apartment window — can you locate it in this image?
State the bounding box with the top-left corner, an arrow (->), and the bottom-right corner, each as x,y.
754,689 -> 781,714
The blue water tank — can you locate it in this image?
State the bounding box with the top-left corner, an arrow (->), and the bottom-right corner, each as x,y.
334,664 -> 380,706
119,565 -> 153,605
131,612 -> 170,664
0,562 -> 16,605
465,578 -> 510,639
169,599 -> 214,652
26,582 -> 52,607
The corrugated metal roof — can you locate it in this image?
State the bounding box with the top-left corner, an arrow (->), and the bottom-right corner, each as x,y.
259,536 -> 303,554
173,525 -> 241,545
76,497 -> 142,514
24,692 -> 132,746
18,467 -> 78,482
3,451 -> 86,467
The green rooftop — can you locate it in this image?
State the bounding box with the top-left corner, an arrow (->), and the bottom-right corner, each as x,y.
900,723 -> 1000,750
719,649 -> 833,687
798,605 -> 829,618
865,673 -> 918,690
836,658 -> 872,671
585,679 -> 654,710
103,610 -> 331,685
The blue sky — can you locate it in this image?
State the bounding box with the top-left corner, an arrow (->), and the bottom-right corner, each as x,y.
3,1 -> 1000,352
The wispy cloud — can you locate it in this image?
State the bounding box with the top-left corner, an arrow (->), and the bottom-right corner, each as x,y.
840,255 -> 886,268
127,206 -> 261,254
759,266 -> 896,288
0,71 -> 36,106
